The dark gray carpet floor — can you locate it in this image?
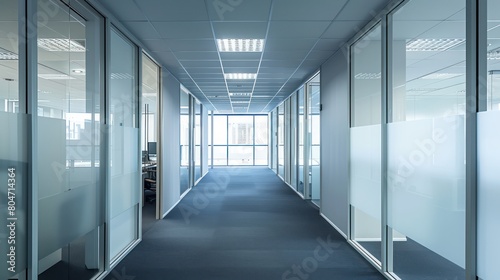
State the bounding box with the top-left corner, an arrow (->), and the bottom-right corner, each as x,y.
105,167 -> 384,280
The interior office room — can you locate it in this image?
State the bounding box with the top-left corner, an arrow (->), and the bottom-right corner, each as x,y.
1,0 -> 500,279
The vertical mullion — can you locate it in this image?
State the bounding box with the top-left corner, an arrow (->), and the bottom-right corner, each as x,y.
465,0 -> 483,278
381,14 -> 391,274
25,0 -> 39,278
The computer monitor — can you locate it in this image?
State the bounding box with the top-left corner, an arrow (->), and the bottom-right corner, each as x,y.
148,142 -> 157,156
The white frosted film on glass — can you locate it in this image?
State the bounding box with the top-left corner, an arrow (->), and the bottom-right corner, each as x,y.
110,206 -> 137,260
388,116 -> 465,268
110,126 -> 140,218
109,28 -> 139,261
477,111 -> 500,279
38,117 -> 100,258
0,113 -> 28,277
350,125 -> 381,220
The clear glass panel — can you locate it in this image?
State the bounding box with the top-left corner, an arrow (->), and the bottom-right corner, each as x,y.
0,2 -> 28,278
308,76 -> 320,202
37,1 -> 104,278
477,0 -> 500,278
350,25 -> 382,262
213,146 -> 227,165
195,100 -> 201,181
278,104 -> 284,176
213,115 -> 227,145
228,146 -> 253,165
254,115 -> 268,145
180,91 -> 189,193
108,28 -> 139,261
141,54 -> 159,158
388,0 -> 466,278
297,88 -> 305,195
208,112 -> 212,165
228,115 -> 253,145
255,146 -> 268,165
289,95 -> 297,189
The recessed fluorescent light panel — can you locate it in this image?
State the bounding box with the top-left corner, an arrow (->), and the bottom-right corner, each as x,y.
229,92 -> 252,97
406,38 -> 464,51
354,73 -> 381,79
38,74 -> 76,80
217,39 -> 264,52
224,73 -> 257,80
488,50 -> 500,60
38,39 -> 86,52
421,73 -> 462,80
0,51 -> 18,60
231,101 -> 249,104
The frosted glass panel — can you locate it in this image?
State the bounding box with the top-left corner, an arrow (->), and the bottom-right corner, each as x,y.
350,125 -> 381,219
108,28 -> 139,262
110,206 -> 137,260
388,116 -> 465,267
0,113 -> 28,278
477,111 -> 500,279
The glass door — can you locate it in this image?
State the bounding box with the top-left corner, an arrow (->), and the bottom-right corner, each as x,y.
36,0 -> 106,278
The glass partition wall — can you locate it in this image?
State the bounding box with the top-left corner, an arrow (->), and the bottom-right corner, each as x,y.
36,1 -> 106,278
346,0 -> 468,279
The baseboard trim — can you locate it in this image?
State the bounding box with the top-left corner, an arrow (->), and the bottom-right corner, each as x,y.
320,212 -> 348,239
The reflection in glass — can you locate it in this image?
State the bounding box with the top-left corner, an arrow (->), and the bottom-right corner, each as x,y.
298,88 -> 305,194
350,25 -> 382,263
37,1 -> 105,278
308,78 -> 320,203
478,3 -> 500,278
388,0 -> 466,278
278,105 -> 285,176
180,91 -> 190,193
195,100 -> 201,181
228,146 -> 253,165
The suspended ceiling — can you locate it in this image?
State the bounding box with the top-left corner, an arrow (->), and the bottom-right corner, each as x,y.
103,0 -> 392,112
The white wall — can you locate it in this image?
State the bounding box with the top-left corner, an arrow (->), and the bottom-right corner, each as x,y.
160,71 -> 181,218
320,48 -> 350,236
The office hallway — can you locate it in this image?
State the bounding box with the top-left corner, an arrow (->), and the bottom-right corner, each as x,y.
106,167 -> 384,280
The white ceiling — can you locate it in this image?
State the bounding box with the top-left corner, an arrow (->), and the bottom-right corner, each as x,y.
97,0 -> 391,113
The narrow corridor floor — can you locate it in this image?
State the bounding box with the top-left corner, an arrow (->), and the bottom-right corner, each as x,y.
106,167 -> 384,280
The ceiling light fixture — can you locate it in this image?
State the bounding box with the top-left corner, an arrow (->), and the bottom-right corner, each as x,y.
354,73 -> 381,79
229,92 -> 252,97
72,69 -> 85,74
38,39 -> 86,52
38,74 -> 76,80
217,39 -> 264,52
421,73 -> 462,80
224,73 -> 257,80
0,51 -> 18,60
406,38 -> 464,52
231,101 -> 249,104
488,50 -> 500,60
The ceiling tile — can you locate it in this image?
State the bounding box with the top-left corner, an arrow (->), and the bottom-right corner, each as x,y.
268,21 -> 331,38
336,0 -> 390,21
322,21 -> 365,39
272,0 -> 347,21
101,0 -> 147,21
135,0 -> 209,21
207,0 -> 272,21
265,38 -> 317,51
123,22 -> 161,40
152,22 -> 213,39
175,51 -> 220,61
212,22 -> 268,39
165,39 -> 217,52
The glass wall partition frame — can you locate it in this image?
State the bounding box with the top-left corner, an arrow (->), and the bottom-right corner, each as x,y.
387,0 -> 466,279
228,115 -> 253,165
141,54 -> 159,154
271,109 -> 278,172
0,1 -> 28,279
107,26 -> 140,263
180,89 -> 190,194
349,24 -> 383,264
307,74 -> 321,203
478,1 -> 500,279
36,0 -> 106,278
